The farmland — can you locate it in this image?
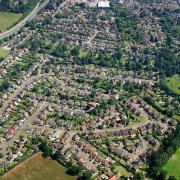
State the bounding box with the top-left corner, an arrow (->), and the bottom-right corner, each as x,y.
0,48 -> 9,59
0,12 -> 22,33
2,153 -> 76,180
162,148 -> 180,179
165,75 -> 180,95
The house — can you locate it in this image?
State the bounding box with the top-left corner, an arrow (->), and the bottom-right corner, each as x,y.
122,154 -> 132,163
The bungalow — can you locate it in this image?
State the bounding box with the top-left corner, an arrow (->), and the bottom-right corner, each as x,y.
129,129 -> 138,137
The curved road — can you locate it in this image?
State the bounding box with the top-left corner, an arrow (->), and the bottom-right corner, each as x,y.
0,0 -> 49,40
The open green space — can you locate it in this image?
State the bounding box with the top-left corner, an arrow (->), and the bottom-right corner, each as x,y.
162,148 -> 180,179
115,165 -> 131,177
165,75 -> 180,95
173,115 -> 180,121
2,153 -> 76,180
0,12 -> 22,33
0,48 -> 9,59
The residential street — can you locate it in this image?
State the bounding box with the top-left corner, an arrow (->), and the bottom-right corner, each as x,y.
0,102 -> 49,154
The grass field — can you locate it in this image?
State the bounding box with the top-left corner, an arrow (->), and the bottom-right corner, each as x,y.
165,75 -> 180,95
2,153 -> 76,180
0,48 -> 9,59
162,148 -> 180,179
115,165 -> 131,177
0,12 -> 22,33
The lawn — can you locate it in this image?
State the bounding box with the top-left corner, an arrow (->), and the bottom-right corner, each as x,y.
79,48 -> 88,58
0,48 -> 9,59
173,115 -> 180,121
0,12 -> 22,33
165,75 -> 180,95
115,165 -> 131,177
162,148 -> 180,179
2,153 -> 76,180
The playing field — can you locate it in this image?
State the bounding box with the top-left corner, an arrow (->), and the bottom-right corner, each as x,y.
2,153 -> 76,180
162,148 -> 180,179
0,48 -> 9,59
165,75 -> 180,95
0,12 -> 22,33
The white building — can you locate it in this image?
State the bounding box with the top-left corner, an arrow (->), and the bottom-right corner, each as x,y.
97,0 -> 110,7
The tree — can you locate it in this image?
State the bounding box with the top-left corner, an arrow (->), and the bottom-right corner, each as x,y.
66,165 -> 81,176
0,153 -> 4,158
157,170 -> 167,180
43,16 -> 53,25
0,80 -> 10,91
78,171 -> 92,180
133,172 -> 144,180
0,0 -> 10,11
39,141 -> 53,157
71,46 -> 80,56
43,88 -> 51,97
148,124 -> 180,178
52,150 -> 62,160
90,90 -> 96,99
168,176 -> 177,180
44,67 -> 50,73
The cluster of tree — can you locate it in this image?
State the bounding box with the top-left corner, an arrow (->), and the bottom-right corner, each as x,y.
89,98 -> 118,115
66,165 -> 82,176
110,1 -> 143,43
0,0 -> 10,11
0,0 -> 38,14
0,79 -> 10,92
154,48 -> 179,78
148,123 -> 180,179
51,42 -> 124,69
77,171 -> 92,180
39,140 -> 53,157
149,7 -> 179,40
66,166 -> 92,180
43,16 -> 53,25
51,44 -> 68,58
30,39 -> 48,52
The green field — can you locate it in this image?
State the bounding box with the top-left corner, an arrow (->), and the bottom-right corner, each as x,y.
0,48 -> 9,59
2,153 -> 76,180
162,148 -> 180,179
0,12 -> 22,33
115,165 -> 131,177
165,75 -> 180,95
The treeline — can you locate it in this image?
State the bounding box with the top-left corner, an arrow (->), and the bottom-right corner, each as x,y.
159,79 -> 180,101
144,95 -> 173,117
148,123 -> 180,179
154,48 -> 179,78
110,1 -> 143,43
0,0 -> 38,14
